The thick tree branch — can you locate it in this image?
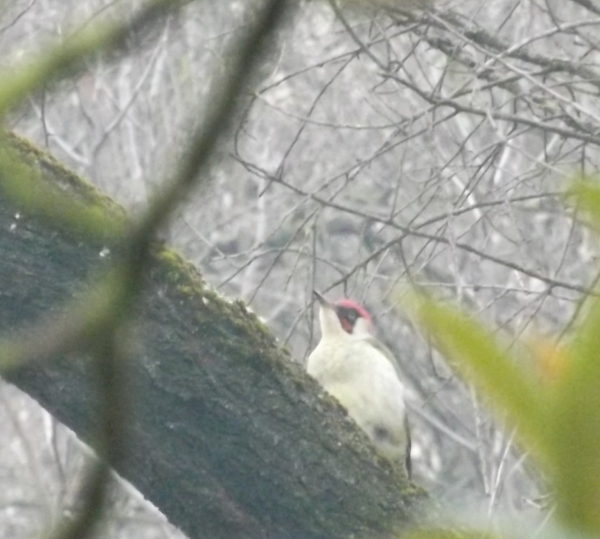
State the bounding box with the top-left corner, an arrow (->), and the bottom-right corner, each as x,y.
0,133 -> 432,539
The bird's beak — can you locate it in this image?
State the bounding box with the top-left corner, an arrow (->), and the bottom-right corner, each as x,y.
313,290 -> 332,307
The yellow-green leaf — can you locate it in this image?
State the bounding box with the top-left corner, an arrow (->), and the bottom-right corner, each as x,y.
413,297 -> 549,466
566,179 -> 600,230
552,295 -> 600,534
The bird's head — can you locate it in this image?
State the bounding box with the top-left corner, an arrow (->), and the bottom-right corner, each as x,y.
313,291 -> 374,336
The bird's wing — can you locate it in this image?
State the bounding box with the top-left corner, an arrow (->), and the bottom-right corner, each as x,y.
359,333 -> 412,477
356,334 -> 404,380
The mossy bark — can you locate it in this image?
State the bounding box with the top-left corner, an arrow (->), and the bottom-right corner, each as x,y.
0,132 -> 432,539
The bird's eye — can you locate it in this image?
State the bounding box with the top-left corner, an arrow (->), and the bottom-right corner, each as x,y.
347,311 -> 358,322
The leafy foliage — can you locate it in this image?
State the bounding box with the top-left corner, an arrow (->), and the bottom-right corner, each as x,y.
412,180 -> 600,536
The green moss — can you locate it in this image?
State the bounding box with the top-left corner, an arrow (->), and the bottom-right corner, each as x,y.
152,243 -> 291,365
0,131 -> 126,241
2,129 -> 293,374
153,245 -> 206,289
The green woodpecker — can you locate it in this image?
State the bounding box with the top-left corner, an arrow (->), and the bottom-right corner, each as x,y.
307,291 -> 411,477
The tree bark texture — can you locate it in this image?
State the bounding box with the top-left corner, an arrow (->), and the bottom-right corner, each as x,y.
0,132 -> 431,539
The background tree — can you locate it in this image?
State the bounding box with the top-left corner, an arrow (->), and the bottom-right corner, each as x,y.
1,0 -> 599,537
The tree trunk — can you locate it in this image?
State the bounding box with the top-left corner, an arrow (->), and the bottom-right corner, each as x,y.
0,132 -> 432,539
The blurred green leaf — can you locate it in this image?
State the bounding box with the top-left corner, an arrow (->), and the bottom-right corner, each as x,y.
551,293 -> 600,533
0,0 -> 179,116
399,178 -> 600,537
546,177 -> 600,533
413,297 -> 550,466
566,180 -> 600,231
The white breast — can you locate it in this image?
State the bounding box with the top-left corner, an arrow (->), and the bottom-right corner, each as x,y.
307,334 -> 407,462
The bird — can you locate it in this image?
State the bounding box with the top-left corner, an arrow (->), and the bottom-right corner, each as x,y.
307,291 -> 411,477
